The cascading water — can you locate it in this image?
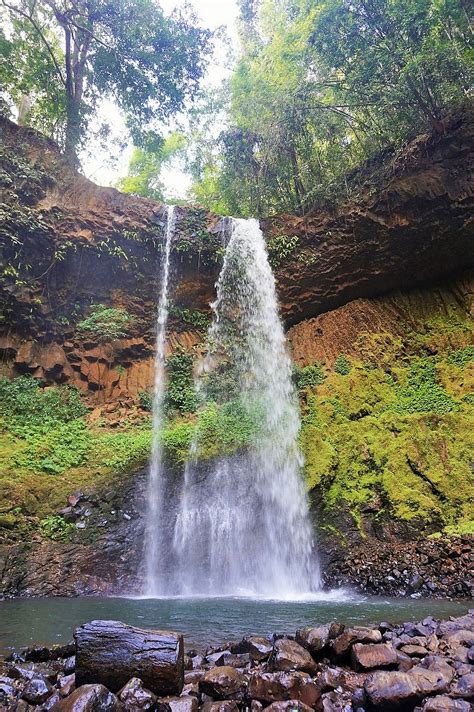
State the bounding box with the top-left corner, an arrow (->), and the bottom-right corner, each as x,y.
167,218 -> 320,597
144,204 -> 176,596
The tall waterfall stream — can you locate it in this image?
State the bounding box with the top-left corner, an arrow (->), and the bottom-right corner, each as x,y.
146,216 -> 319,597
144,205 -> 176,596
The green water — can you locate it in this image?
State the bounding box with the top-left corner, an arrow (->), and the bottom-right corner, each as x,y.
0,593 -> 470,658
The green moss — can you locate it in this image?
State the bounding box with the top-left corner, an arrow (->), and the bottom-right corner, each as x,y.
301,349 -> 474,535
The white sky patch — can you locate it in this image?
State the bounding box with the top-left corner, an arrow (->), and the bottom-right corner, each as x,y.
82,0 -> 239,197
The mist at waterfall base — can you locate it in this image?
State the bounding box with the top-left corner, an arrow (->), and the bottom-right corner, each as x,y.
145,216 -> 320,599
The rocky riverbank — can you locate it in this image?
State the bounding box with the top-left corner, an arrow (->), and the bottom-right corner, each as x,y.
1,611 -> 474,711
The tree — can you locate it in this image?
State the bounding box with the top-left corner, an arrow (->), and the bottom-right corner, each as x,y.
188,0 -> 472,217
0,0 -> 211,164
117,132 -> 187,201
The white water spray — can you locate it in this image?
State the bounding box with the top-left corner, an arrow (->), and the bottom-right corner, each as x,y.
144,205 -> 176,596
168,218 -> 320,597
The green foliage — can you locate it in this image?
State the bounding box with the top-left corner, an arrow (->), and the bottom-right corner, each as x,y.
293,362 -> 326,389
138,390 -> 153,412
164,350 -> 197,415
95,428 -> 152,473
447,346 -> 474,369
189,0 -> 472,216
13,420 -> 91,474
0,0 -> 211,160
76,304 -> 132,343
0,376 -> 87,437
39,514 -> 74,541
194,399 -> 262,460
391,359 -> 456,415
334,355 -> 351,375
170,305 -> 210,330
267,234 -> 299,267
116,133 -> 187,201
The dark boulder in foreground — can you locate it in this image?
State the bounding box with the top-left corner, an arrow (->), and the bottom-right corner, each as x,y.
51,683 -> 120,710
75,620 -> 184,695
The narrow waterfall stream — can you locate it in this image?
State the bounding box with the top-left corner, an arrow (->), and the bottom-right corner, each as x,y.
167,218 -> 320,597
144,205 -> 176,596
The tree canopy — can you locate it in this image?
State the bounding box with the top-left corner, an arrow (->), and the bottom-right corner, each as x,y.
187,0 -> 473,216
0,0 -> 212,163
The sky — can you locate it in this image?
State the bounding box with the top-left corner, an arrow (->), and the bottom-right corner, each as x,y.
82,0 -> 240,196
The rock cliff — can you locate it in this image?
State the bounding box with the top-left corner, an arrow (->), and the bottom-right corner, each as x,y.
0,110 -> 473,598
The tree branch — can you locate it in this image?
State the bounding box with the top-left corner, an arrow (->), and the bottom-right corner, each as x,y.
1,0 -> 66,86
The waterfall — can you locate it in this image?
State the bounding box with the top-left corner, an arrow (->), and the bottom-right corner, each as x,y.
168,218 -> 320,597
144,204 -> 176,596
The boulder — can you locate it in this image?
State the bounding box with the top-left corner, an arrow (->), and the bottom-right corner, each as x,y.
161,696 -> 198,712
22,677 -> 53,704
199,667 -> 245,700
332,627 -> 382,658
421,696 -> 472,711
296,624 -> 342,655
75,620 -> 184,696
202,702 -> 239,712
248,671 -> 321,707
271,639 -> 318,675
58,674 -> 76,698
117,677 -> 157,710
450,672 -> 474,699
364,663 -> 453,711
50,683 -> 120,711
350,643 -> 397,671
231,637 -> 273,661
400,644 -> 429,657
265,702 -> 314,712
215,653 -> 251,669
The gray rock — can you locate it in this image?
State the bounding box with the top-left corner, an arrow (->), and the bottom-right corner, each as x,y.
421,695 -> 472,711
22,677 -> 53,704
450,672 -> 474,699
117,677 -> 157,710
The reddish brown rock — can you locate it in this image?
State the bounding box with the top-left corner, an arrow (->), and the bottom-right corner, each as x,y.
161,696 -> 198,712
199,667 -> 245,700
271,639 -> 318,675
421,695 -> 471,711
332,627 -> 382,658
230,637 -> 273,661
50,683 -> 120,711
248,671 -> 321,708
350,643 -> 397,671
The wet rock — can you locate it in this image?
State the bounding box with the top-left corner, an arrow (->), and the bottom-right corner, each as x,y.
231,637 -> 273,661
199,667 -> 245,700
202,702 -> 239,712
265,701 -> 314,712
0,680 -> 15,702
58,674 -> 76,698
160,696 -> 198,712
184,671 -> 205,685
321,689 -> 353,711
75,620 -> 184,696
296,624 -> 342,655
450,672 -> 474,699
271,638 -> 318,675
248,671 -> 321,707
421,696 -> 472,711
191,655 -> 204,670
316,667 -> 345,692
206,651 -> 231,666
22,677 -> 53,704
43,692 -> 62,710
215,653 -> 251,669
64,657 -> 76,676
364,663 -> 453,711
51,683 -> 120,711
332,627 -> 382,658
350,643 -> 397,671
